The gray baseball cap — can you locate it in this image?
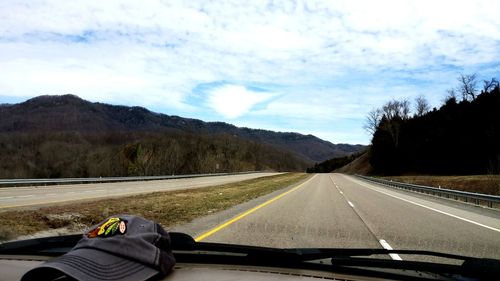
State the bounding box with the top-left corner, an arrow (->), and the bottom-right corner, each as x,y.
22,215 -> 176,281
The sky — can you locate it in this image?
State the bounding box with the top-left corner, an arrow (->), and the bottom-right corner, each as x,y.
1,0 -> 499,145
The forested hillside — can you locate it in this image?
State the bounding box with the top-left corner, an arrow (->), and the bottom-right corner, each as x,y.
367,75 -> 499,175
0,95 -> 364,163
1,95 -> 349,178
0,131 -> 309,178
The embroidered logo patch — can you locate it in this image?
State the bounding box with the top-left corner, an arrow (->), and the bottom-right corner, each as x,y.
87,217 -> 127,238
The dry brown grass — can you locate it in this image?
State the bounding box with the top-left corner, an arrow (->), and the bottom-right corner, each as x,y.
382,175 -> 500,195
335,152 -> 372,175
0,173 -> 309,241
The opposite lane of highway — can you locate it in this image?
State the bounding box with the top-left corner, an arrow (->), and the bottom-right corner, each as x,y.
0,173 -> 279,210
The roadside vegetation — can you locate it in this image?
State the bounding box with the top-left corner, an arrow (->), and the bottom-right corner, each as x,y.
0,173 -> 309,241
382,175 -> 500,196
365,74 -> 499,176
0,132 -> 309,178
313,74 -> 499,197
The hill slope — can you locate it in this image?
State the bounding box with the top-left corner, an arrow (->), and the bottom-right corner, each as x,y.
369,86 -> 500,175
335,151 -> 373,175
0,94 -> 365,162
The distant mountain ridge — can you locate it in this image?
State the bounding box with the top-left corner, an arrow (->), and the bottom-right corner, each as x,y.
0,94 -> 365,162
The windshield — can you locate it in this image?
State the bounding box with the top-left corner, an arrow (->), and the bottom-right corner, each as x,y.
1,0 -> 499,267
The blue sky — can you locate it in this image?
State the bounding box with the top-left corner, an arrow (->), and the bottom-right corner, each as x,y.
1,1 -> 499,144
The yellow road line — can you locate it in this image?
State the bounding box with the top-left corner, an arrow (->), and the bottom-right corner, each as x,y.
194,174 -> 316,242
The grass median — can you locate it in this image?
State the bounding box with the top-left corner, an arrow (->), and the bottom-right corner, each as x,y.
0,173 -> 309,241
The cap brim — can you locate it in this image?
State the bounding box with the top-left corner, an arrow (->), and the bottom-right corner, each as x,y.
21,248 -> 159,281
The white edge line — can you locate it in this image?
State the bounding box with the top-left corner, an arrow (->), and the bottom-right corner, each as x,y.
348,201 -> 355,208
353,177 -> 500,233
379,239 -> 403,261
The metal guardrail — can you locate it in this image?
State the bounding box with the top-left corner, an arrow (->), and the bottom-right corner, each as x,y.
355,175 -> 500,209
0,171 -> 263,188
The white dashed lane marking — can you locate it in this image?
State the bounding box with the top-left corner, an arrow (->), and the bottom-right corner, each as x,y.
331,176 -> 403,261
379,239 -> 403,261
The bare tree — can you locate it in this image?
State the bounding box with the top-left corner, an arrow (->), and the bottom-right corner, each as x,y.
373,98 -> 412,148
442,88 -> 458,104
446,88 -> 457,100
457,73 -> 478,101
401,99 -> 411,119
415,95 -> 430,116
364,108 -> 382,135
483,78 -> 499,93
381,99 -> 411,120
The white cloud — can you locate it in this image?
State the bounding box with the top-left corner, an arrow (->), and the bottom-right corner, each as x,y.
207,85 -> 274,119
0,0 -> 499,143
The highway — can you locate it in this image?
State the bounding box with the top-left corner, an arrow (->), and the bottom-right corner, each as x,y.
187,173 -> 500,262
0,173 -> 278,210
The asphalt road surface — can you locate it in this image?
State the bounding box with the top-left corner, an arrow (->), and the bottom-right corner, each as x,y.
193,173 -> 500,262
0,173 -> 278,210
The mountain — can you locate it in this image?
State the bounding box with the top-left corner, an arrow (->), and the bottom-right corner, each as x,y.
0,94 -> 365,163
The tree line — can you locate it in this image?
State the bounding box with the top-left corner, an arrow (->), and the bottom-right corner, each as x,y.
0,131 -> 309,178
365,74 -> 500,175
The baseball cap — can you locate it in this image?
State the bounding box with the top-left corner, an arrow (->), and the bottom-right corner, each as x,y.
22,215 -> 176,281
